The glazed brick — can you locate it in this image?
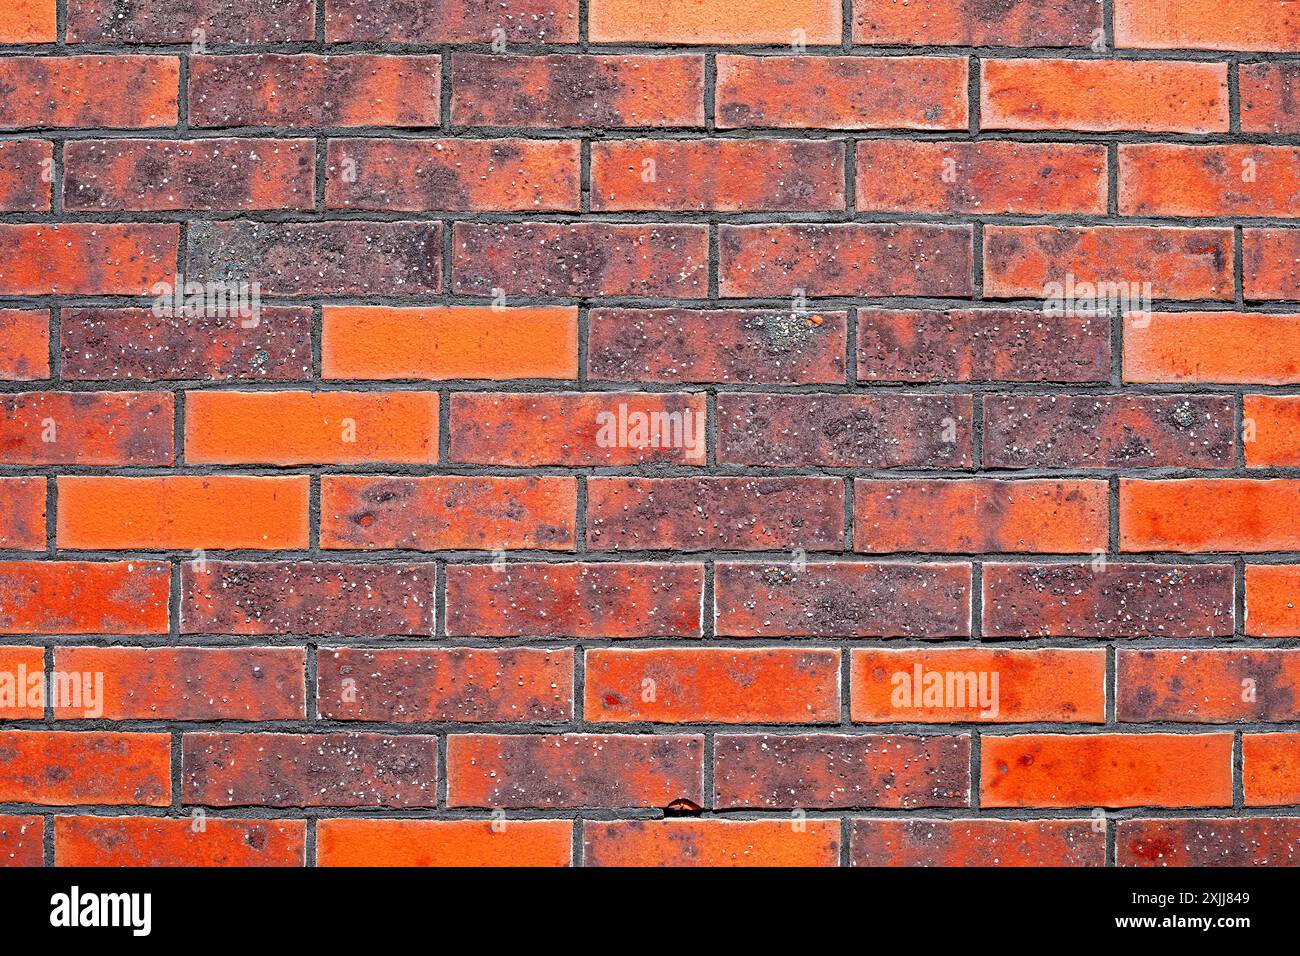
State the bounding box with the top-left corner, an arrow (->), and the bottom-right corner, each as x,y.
68,0 -> 313,42
856,0 -> 1100,45
0,645 -> 45,719
446,734 -> 705,809
316,819 -> 572,867
58,476 -> 309,551
449,392 -> 707,466
853,479 -> 1108,554
851,647 -> 1105,723
325,0 -> 578,42
186,221 -> 440,297
60,307 -> 314,382
183,733 -> 438,808
185,390 -> 438,465
851,819 -> 1105,867
326,139 -> 580,212
0,730 -> 170,806
589,0 -> 840,43
0,561 -> 169,635
0,141 -> 52,211
981,733 -> 1234,808
1,0 -> 55,42
452,223 -> 708,297
982,562 -> 1235,638
855,141 -> 1107,215
592,139 -> 843,213
182,561 -> 436,637
445,562 -> 704,638
0,311 -> 49,381
323,306 -> 577,381
1244,733 -> 1300,805
189,55 -> 441,128
1119,818 -> 1300,866
1120,145 -> 1300,217
1245,396 -> 1300,466
0,56 -> 178,129
714,733 -> 970,809
52,646 -> 305,720
719,224 -> 973,297
0,478 -> 43,551
55,817 -> 305,867
716,56 -> 968,130
0,224 -> 177,295
1118,649 -> 1300,722
63,139 -> 315,212
584,648 -> 841,723
588,309 -> 846,385
317,647 -> 573,723
1241,64 -> 1300,133
1125,313 -> 1300,384
0,392 -> 173,466
585,819 -> 840,867
1246,565 -> 1300,637
320,475 -> 576,551
0,817 -> 43,867
983,226 -> 1234,301
717,393 -> 973,468
981,59 -> 1228,133
715,562 -> 972,638
585,476 -> 845,551
451,54 -> 705,128
1120,479 -> 1300,552
1244,229 -> 1300,300
1115,0 -> 1300,52
982,395 -> 1236,469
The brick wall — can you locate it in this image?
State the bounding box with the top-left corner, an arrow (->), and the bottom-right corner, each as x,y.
1,0 -> 1299,867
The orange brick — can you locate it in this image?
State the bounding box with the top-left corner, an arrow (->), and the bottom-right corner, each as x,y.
1120,478 -> 1300,552
589,0 -> 841,43
1125,312 -> 1300,384
1245,395 -> 1300,466
55,817 -> 305,866
1246,565 -> 1300,637
0,310 -> 48,380
1245,229 -> 1300,300
1244,733 -> 1300,805
1118,649 -> 1300,722
852,818 -> 1105,866
0,223 -> 177,295
1241,64 -> 1300,133
0,646 -> 45,719
1120,145 -> 1300,216
0,0 -> 56,42
317,819 -> 571,866
0,56 -> 178,129
0,730 -> 170,805
0,560 -> 170,635
1116,0 -> 1300,52
0,816 -> 42,867
585,819 -> 840,867
0,477 -> 44,551
0,392 -> 172,465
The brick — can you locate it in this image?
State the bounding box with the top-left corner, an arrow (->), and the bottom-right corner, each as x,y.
854,479 -> 1107,554
585,819 -> 840,867
0,141 -> 51,211
0,645 -> 45,719
322,306 -> 578,381
56,817 -> 304,867
446,562 -> 703,638
446,734 -> 704,809
851,819 -> 1105,866
326,138 -> 580,212
0,816 -> 43,867
452,223 -> 708,297
856,0 -> 1100,45
0,310 -> 49,381
318,647 -> 573,723
585,648 -> 841,723
1241,64 -> 1300,133
0,561 -> 169,635
0,478 -> 45,551
714,733 -> 970,809
0,392 -> 172,465
1119,145 -> 1300,217
186,221 -> 440,296
984,562 -> 1234,638
1244,229 -> 1300,300
185,390 -> 437,466
450,392 -> 707,466
325,0 -> 578,42
53,647 -> 305,721
0,223 -> 177,295
451,54 -> 704,128
983,394 -> 1235,469
0,56 -> 178,129
720,223 -> 973,297
1245,395 -> 1300,466
183,733 -> 438,808
60,306 -> 313,382
1119,818 -> 1300,866
1115,0 -> 1300,52
856,141 -> 1107,214
592,139 -> 844,212
1118,649 -> 1300,723
981,58 -> 1228,133
182,561 -> 436,637
1246,565 -> 1300,637
715,561 -> 972,638
0,730 -> 169,806
983,225 -> 1233,301
586,476 -> 845,551
590,0 -> 839,43
1121,479 -> 1300,553
189,54 -> 441,128
317,819 -> 572,867
58,476 -> 309,551
1125,312 -> 1300,384
1244,733 -> 1300,805
982,733 -> 1234,808
588,309 -> 846,385
68,0 -> 313,42
1,0 -> 55,42
716,55 -> 968,130
717,393 -> 972,468
64,138 -> 315,212
321,476 -> 576,551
